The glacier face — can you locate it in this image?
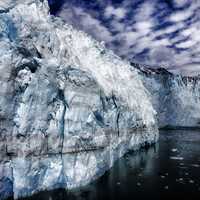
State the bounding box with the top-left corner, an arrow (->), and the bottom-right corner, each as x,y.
132,63 -> 200,129
0,1 -> 158,199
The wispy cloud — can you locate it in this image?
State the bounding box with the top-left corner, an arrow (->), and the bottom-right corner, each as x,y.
55,0 -> 200,75
104,6 -> 127,20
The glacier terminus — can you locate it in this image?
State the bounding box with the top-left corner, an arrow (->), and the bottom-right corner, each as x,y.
0,0 -> 199,199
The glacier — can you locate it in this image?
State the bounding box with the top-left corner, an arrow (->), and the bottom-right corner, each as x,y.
131,63 -> 200,129
0,1 -> 158,199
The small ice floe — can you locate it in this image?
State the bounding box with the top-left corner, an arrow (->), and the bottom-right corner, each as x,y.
170,156 -> 184,160
116,182 -> 121,185
189,180 -> 194,184
164,186 -> 169,190
191,164 -> 200,168
137,182 -> 141,186
179,164 -> 187,169
171,148 -> 178,152
176,178 -> 184,183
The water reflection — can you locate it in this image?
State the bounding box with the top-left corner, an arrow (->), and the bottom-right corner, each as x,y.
20,130 -> 200,200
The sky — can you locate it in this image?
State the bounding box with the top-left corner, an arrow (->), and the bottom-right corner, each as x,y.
48,0 -> 200,76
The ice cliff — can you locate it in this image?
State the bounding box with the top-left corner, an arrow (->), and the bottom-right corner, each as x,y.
131,63 -> 200,129
0,1 -> 158,199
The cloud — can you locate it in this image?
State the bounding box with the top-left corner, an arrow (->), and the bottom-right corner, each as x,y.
149,46 -> 176,67
169,9 -> 193,22
58,6 -> 112,42
173,0 -> 190,8
104,6 -> 127,20
55,0 -> 200,75
134,1 -> 155,22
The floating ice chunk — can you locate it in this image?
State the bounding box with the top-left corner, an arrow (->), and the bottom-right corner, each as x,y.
164,186 -> 169,190
170,156 -> 184,160
137,182 -> 141,186
191,164 -> 200,168
171,148 -> 178,152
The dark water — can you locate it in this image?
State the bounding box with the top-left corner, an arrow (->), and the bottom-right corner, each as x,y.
21,130 -> 200,200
